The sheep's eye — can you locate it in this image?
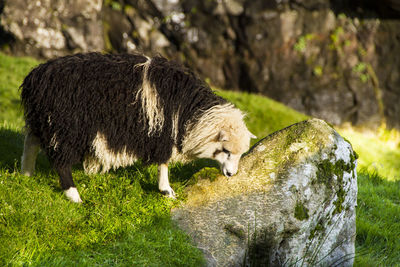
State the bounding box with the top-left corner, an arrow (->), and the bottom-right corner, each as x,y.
222,148 -> 231,156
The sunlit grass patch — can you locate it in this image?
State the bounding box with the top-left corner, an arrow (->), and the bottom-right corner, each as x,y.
0,53 -> 39,127
339,125 -> 400,181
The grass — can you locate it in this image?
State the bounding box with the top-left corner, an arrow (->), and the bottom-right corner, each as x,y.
355,170 -> 400,266
339,125 -> 400,181
0,164 -> 205,266
0,52 -> 399,266
0,53 -> 38,127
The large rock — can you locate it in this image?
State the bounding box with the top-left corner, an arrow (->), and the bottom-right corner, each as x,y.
0,0 -> 104,58
172,119 -> 358,266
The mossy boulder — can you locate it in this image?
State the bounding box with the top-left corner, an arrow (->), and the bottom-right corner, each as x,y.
172,119 -> 357,266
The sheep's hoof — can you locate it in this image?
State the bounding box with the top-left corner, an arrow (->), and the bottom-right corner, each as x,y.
64,187 -> 83,203
161,188 -> 176,199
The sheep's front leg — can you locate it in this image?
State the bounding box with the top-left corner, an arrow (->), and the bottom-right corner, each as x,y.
158,163 -> 175,198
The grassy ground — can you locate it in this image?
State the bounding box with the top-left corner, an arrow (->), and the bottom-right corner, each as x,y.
0,52 -> 399,266
340,126 -> 400,181
338,126 -> 400,266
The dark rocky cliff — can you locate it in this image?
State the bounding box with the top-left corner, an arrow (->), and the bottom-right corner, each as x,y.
1,0 -> 399,128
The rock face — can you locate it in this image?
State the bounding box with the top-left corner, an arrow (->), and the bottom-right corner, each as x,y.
0,0 -> 104,58
172,119 -> 358,266
100,0 -> 400,129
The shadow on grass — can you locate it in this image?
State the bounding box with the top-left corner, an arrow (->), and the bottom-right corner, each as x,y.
169,159 -> 220,183
109,158 -> 220,194
0,127 -> 51,173
0,127 -> 24,171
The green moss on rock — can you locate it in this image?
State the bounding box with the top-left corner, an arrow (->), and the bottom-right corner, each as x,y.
333,187 -> 346,215
309,220 -> 325,240
317,159 -> 337,184
294,201 -> 309,220
316,155 -> 357,215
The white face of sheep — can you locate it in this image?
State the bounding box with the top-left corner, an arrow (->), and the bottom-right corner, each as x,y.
198,129 -> 256,177
214,147 -> 243,177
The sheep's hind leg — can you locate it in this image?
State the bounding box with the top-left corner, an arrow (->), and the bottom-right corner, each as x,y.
55,164 -> 82,203
21,131 -> 40,176
158,163 -> 175,198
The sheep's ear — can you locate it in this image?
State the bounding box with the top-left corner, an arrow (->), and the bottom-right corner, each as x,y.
249,131 -> 257,139
218,130 -> 229,142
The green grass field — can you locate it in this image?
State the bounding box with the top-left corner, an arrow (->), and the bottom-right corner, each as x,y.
0,52 -> 399,266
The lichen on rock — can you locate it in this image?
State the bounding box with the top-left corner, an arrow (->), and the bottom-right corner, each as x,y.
172,119 -> 357,266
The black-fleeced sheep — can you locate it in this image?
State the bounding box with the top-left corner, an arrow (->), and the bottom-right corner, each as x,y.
20,53 -> 255,202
